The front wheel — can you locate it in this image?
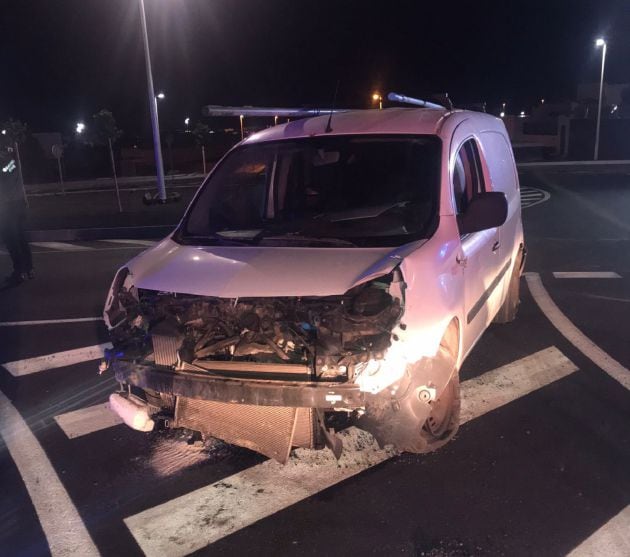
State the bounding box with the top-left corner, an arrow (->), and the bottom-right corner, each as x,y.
418,352 -> 461,451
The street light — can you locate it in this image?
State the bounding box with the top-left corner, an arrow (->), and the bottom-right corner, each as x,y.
184,117 -> 190,131
239,114 -> 244,140
594,37 -> 607,160
139,0 -> 167,202
156,91 -> 165,100
372,92 -> 383,110
76,122 -> 86,134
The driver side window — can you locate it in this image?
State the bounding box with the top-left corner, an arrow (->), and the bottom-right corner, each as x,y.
452,139 -> 485,216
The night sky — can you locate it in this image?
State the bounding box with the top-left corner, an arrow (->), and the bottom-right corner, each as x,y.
1,0 -> 629,139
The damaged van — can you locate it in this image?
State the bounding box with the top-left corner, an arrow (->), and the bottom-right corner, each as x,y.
103,104 -> 525,463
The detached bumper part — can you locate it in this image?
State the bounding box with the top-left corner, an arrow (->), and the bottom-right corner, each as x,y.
109,392 -> 155,432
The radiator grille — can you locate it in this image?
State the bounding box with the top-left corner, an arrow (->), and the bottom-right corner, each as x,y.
174,397 -> 318,463
152,333 -> 182,366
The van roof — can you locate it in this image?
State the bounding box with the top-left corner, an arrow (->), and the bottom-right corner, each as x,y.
242,107 -> 502,144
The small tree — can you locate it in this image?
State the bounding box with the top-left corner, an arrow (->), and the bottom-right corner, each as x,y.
1,119 -> 29,206
90,109 -> 123,211
192,122 -> 210,174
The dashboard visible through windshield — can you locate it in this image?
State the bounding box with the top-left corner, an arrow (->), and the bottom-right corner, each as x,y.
180,134 -> 441,247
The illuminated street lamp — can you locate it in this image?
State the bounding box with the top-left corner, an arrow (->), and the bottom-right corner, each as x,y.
139,0 -> 167,202
239,114 -> 244,140
156,91 -> 165,100
500,112 -> 505,118
594,37 -> 607,160
184,117 -> 190,132
372,92 -> 383,110
75,122 -> 86,134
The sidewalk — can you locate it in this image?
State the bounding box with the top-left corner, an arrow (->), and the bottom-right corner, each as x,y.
25,173 -> 205,195
24,183 -> 198,241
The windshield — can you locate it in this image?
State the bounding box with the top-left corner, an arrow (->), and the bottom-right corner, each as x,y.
180,134 -> 441,247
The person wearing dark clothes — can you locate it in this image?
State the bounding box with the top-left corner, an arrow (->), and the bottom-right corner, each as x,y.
0,144 -> 33,286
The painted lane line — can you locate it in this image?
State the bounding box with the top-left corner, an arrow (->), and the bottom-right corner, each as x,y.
552,272 -> 621,279
567,505 -> 630,557
98,239 -> 156,247
124,346 -> 577,557
459,346 -> 577,423
0,317 -> 103,327
29,241 -> 92,252
54,402 -> 123,439
0,389 -> 100,556
3,343 -> 112,377
526,273 -> 630,390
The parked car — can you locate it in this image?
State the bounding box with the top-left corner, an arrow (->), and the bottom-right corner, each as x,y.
103,106 -> 525,463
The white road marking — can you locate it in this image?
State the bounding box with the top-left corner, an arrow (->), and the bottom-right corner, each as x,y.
124,346 -> 577,556
552,271 -> 621,279
3,343 -> 112,377
567,505 -> 630,557
0,317 -> 103,327
520,186 -> 550,209
30,241 -> 92,251
54,402 -> 123,439
0,388 -> 100,556
459,346 -> 577,423
526,272 -> 630,390
99,239 -> 156,247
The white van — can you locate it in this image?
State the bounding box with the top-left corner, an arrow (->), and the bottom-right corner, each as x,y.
103,107 -> 525,463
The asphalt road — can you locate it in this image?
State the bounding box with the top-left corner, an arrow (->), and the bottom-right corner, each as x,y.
1,170 -> 630,556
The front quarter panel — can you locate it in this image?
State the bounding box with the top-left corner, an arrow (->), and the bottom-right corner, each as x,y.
398,215 -> 464,365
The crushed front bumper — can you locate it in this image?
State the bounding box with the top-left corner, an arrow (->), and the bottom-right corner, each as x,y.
113,360 -> 365,409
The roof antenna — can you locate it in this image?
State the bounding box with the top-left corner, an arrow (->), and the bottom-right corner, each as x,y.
325,80 -> 340,133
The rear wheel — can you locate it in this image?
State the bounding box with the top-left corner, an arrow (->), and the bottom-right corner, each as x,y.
494,246 -> 525,324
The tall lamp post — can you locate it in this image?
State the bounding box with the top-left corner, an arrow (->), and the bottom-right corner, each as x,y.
594,38 -> 607,161
372,92 -> 383,110
139,0 -> 166,202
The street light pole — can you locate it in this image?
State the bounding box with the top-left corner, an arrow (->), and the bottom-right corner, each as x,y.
594,38 -> 607,161
139,0 -> 166,202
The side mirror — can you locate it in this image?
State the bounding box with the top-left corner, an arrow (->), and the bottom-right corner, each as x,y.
458,191 -> 508,234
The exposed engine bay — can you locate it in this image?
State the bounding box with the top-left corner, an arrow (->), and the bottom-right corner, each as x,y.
107,270 -> 404,383
104,269 -> 414,462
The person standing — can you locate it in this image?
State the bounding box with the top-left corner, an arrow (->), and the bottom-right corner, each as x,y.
0,143 -> 33,285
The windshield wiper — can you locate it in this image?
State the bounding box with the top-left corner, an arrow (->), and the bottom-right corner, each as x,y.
180,234 -> 255,246
255,232 -> 358,247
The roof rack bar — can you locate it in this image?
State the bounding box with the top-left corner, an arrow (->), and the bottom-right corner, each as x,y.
202,105 -> 348,118
387,92 -> 445,110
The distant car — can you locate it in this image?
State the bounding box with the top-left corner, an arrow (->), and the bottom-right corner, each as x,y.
103,106 -> 525,463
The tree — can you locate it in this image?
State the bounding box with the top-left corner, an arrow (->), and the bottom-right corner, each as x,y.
192,122 -> 210,174
90,109 -> 123,212
1,119 -> 29,206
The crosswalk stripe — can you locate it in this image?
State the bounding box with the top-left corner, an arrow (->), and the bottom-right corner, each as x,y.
567,505 -> 630,556
54,402 -> 123,439
124,346 -> 577,557
99,239 -> 157,247
526,272 -> 630,391
0,317 -> 103,327
29,241 -> 93,251
0,388 -> 100,556
2,343 -> 112,377
552,271 -> 621,279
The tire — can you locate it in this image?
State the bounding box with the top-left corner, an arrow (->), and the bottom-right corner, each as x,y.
494,246 -> 525,324
418,326 -> 461,451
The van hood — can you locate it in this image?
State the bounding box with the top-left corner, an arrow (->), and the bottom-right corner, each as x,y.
127,238 -> 425,298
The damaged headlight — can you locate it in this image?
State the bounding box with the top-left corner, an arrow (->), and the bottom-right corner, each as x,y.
103,266 -> 137,329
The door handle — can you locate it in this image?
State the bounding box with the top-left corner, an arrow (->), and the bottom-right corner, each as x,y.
492,241 -> 500,253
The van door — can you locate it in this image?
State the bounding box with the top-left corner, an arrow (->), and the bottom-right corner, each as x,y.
451,133 -> 503,352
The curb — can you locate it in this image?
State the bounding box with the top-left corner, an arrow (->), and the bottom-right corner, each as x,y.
27,225 -> 176,242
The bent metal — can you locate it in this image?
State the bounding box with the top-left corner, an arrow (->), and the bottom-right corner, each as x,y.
102,98 -> 525,463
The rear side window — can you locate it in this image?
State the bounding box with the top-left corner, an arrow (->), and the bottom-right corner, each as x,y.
452,139 -> 485,215
479,131 -> 517,195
